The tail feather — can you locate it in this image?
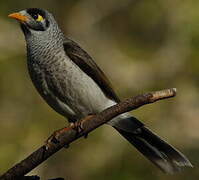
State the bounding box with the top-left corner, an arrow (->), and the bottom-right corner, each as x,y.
113,117 -> 192,174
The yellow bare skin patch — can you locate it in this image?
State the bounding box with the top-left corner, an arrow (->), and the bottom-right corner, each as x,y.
36,15 -> 44,22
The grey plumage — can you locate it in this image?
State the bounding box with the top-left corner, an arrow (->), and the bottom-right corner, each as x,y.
9,8 -> 192,174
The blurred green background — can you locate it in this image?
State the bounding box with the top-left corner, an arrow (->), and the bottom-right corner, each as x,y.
0,0 -> 198,179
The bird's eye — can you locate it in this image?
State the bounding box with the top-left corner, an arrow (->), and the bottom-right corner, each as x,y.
31,14 -> 44,22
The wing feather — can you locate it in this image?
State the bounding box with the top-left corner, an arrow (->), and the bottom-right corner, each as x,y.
63,38 -> 120,102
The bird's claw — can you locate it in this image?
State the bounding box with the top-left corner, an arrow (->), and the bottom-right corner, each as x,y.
70,121 -> 84,133
71,115 -> 95,138
45,127 -> 70,150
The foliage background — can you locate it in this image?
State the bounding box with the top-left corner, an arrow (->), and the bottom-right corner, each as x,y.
0,0 -> 198,179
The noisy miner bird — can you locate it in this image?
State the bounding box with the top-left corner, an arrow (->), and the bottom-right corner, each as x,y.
8,8 -> 192,174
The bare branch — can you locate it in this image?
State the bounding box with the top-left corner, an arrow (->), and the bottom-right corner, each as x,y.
0,88 -> 176,180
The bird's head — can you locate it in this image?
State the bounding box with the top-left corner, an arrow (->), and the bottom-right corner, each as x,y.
8,8 -> 64,49
9,8 -> 52,33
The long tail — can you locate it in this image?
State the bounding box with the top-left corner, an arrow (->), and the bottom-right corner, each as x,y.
111,116 -> 193,174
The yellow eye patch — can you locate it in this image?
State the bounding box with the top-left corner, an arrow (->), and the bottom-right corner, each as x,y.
36,15 -> 44,22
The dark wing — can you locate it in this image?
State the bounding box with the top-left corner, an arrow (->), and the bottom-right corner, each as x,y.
63,38 -> 120,102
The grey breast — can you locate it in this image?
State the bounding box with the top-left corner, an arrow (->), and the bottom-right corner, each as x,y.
26,42 -> 110,122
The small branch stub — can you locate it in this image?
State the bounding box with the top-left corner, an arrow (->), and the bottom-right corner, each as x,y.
149,88 -> 177,102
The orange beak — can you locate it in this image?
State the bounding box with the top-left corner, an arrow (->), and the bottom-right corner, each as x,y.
8,13 -> 27,23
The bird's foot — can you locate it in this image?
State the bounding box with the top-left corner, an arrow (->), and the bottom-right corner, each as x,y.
45,115 -> 95,149
45,126 -> 71,150
71,115 -> 95,138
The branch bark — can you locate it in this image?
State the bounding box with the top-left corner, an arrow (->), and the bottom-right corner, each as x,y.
0,88 -> 176,180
